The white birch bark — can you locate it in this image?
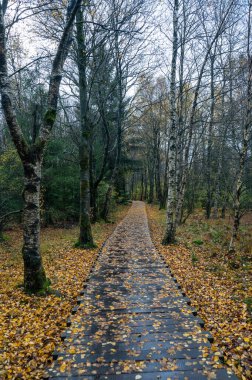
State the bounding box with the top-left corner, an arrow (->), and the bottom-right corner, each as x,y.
162,0 -> 179,244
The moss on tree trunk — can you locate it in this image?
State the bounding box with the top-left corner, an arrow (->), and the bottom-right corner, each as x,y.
22,161 -> 47,292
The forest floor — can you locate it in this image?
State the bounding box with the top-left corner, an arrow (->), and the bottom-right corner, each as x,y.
147,205 -> 252,380
0,204 -> 130,380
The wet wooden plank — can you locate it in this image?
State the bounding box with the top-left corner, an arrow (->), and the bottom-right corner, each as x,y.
54,347 -> 212,362
61,331 -> 212,345
47,369 -> 237,380
46,202 -> 237,380
61,340 -> 211,353
48,358 -> 233,376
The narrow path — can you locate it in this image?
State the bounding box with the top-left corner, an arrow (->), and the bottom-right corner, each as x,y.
47,202 -> 237,379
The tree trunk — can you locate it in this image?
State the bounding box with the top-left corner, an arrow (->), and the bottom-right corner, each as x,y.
148,162 -> 154,203
130,173 -> 135,199
213,125 -> 228,219
162,0 -> 179,244
101,143 -> 121,220
160,142 -> 169,209
22,159 -> 46,292
90,184 -> 98,223
212,183 -> 220,219
140,172 -> 144,201
229,2 -> 252,253
79,144 -> 94,246
76,6 -> 94,247
0,222 -> 4,241
175,10 -> 185,222
101,19 -> 123,221
91,98 -> 110,222
154,132 -> 162,204
221,202 -> 226,219
89,145 -> 99,223
175,174 -> 186,225
144,169 -> 148,200
101,183 -> 113,221
206,53 -> 215,219
89,146 -> 95,222
213,134 -> 224,218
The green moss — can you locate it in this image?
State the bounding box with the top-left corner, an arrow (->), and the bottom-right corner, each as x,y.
24,273 -> 51,296
209,228 -> 223,243
191,251 -> 199,266
32,278 -> 52,296
193,239 -> 204,245
44,109 -> 56,126
0,232 -> 9,242
74,241 -> 97,249
82,130 -> 91,139
244,297 -> 252,314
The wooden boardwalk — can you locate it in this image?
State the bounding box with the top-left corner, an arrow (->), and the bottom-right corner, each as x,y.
46,202 -> 237,379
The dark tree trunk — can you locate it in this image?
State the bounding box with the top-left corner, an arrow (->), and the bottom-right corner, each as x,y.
90,100 -> 110,222
132,173 -> 136,199
140,172 -> 144,201
90,183 -> 98,223
89,147 -> 95,222
0,219 -> 4,241
92,187 -> 98,222
144,170 -> 148,201
206,53 -> 216,219
22,159 -> 46,291
101,147 -> 120,220
213,124 -> 228,219
101,183 -> 113,222
0,227 -> 3,241
221,202 -> 226,219
89,145 -> 99,223
155,161 -> 162,204
148,166 -> 154,204
101,9 -> 124,221
76,6 -> 94,247
79,144 -> 94,246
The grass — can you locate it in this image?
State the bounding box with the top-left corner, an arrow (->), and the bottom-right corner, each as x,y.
191,251 -> 199,265
193,239 -> 204,246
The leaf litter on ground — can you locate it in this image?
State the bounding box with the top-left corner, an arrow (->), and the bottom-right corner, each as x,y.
147,205 -> 252,380
0,205 -> 130,379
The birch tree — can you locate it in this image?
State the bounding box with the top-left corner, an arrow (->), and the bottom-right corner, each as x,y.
163,0 -> 235,243
229,1 -> 252,253
162,0 -> 179,244
0,0 -> 81,292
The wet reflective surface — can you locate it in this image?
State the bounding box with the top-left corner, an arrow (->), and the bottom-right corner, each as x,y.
46,202 -> 237,379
